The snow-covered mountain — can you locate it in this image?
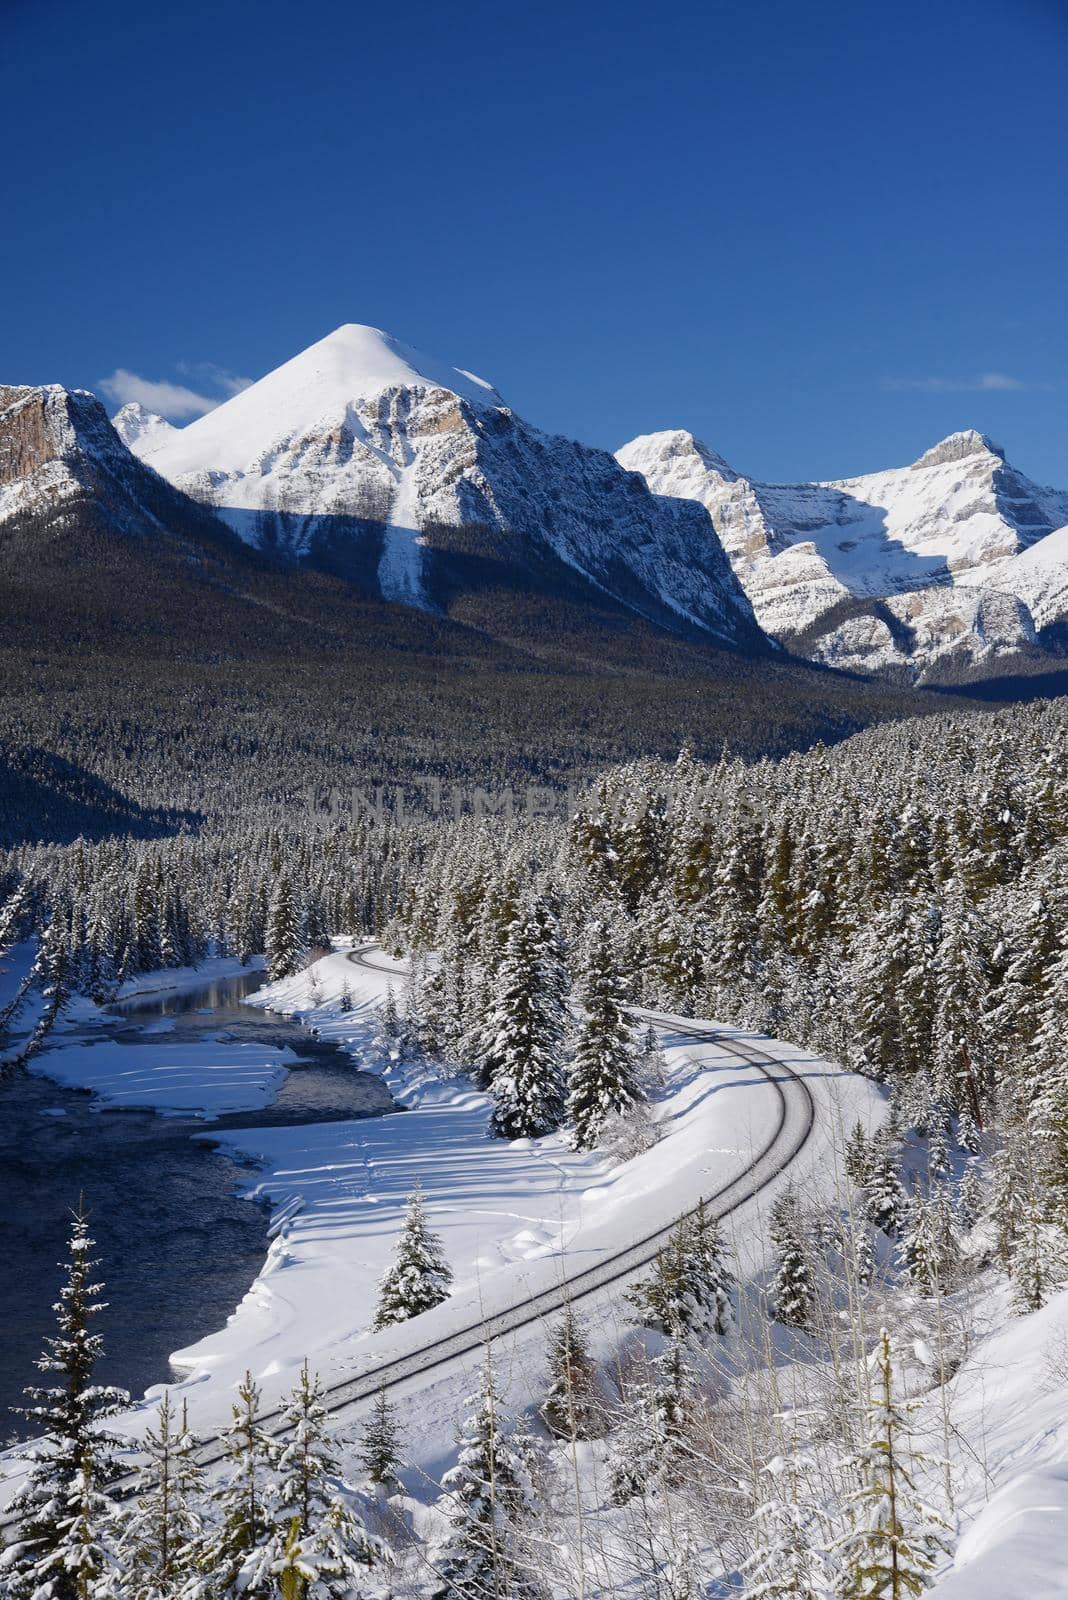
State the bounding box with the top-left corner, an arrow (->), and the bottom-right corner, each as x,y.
0,382 -> 181,536
111,401 -> 177,457
617,428 -> 1068,681
129,325 -> 764,650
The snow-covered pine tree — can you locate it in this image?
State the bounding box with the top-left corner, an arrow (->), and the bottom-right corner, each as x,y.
17,913 -> 72,1064
850,899 -> 912,1082
567,919 -> 644,1151
540,1305 -> 603,1440
690,1198 -> 734,1336
198,1371 -> 279,1598
434,1349 -> 538,1600
863,1139 -> 908,1238
0,1204 -> 129,1600
628,1203 -> 733,1342
484,900 -> 566,1139
247,1363 -> 380,1599
845,1119 -> 876,1192
990,1138 -> 1026,1274
266,875 -> 303,981
373,1183 -> 453,1328
742,1448 -> 836,1600
608,1339 -> 692,1504
627,1236 -> 689,1338
835,1329 -> 951,1600
955,1165 -> 984,1233
931,882 -> 988,1122
114,1394 -> 204,1600
897,1183 -> 944,1296
637,1020 -> 668,1089
358,1391 -> 403,1489
769,1189 -> 815,1331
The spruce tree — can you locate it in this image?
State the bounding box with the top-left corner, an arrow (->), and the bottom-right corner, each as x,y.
742,1448 -> 836,1600
863,1140 -> 908,1237
114,1395 -> 204,1600
897,1184 -> 945,1297
769,1189 -> 814,1331
248,1363 -> 380,1599
484,901 -> 566,1140
608,1339 -> 691,1504
358,1391 -> 403,1489
637,1021 -> 668,1090
373,1184 -> 453,1328
199,1371 -> 279,1598
1,1204 -> 129,1600
540,1306 -> 603,1440
566,919 -> 643,1151
836,1330 -> 951,1599
434,1350 -> 537,1600
266,876 -> 303,981
627,1203 -> 733,1341
955,1165 -> 984,1233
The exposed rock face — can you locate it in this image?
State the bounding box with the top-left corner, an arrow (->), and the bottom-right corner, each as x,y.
617,427 -> 1068,682
132,325 -> 765,652
0,384 -> 168,531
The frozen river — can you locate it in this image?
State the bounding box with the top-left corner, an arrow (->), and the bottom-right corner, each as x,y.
0,971 -> 392,1441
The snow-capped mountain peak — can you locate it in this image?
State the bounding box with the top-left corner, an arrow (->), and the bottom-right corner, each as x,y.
147,323 -> 503,483
911,429 -> 1005,470
111,401 -> 176,457
137,326 -> 763,650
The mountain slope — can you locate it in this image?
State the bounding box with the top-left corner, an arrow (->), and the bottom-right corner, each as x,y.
617,428 -> 1068,682
132,324 -> 764,652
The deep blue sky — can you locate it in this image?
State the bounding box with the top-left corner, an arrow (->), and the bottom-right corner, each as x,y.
3,0 -> 1066,483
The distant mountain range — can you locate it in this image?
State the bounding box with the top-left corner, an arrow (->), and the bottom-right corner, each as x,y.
617,427 -> 1068,684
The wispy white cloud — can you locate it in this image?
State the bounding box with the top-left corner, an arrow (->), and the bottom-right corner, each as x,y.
882,372 -> 1031,393
98,361 -> 254,419
175,360 -> 254,397
98,369 -> 220,418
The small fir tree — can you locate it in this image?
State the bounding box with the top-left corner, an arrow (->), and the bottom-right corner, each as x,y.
836,1330 -> 951,1600
199,1371 -> 279,1597
434,1349 -> 538,1600
540,1306 -> 603,1440
358,1391 -> 404,1489
742,1448 -> 836,1600
373,1184 -> 453,1328
266,877 -> 303,981
0,1203 -> 129,1600
484,903 -> 566,1140
114,1394 -> 204,1600
769,1189 -> 815,1331
247,1363 -> 380,1599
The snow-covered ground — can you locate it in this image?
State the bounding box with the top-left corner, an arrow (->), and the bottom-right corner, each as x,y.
1,940 -> 879,1500
9,941 -> 1068,1594
130,944 -> 876,1472
377,446 -> 429,607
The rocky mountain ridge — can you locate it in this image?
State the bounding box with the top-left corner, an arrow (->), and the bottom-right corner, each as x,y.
616,427 -> 1068,683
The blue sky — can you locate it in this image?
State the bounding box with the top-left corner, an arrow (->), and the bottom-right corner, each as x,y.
3,0 -> 1066,484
